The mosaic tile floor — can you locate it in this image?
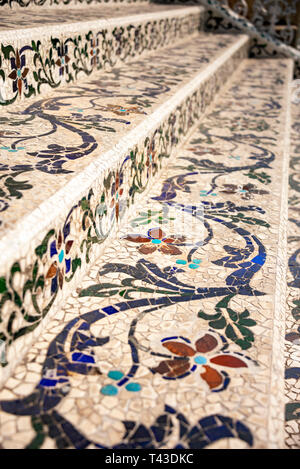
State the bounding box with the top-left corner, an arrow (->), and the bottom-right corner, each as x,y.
0,57 -> 294,449
0,4 -> 185,30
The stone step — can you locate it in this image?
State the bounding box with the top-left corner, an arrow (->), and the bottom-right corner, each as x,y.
0,56 -> 293,449
0,32 -> 249,385
0,3 -> 204,106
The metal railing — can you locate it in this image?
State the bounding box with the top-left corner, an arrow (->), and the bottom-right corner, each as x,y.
220,0 -> 300,48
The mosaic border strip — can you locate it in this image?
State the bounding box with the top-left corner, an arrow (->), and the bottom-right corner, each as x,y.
0,6 -> 204,106
0,36 -> 249,386
0,0 -> 148,9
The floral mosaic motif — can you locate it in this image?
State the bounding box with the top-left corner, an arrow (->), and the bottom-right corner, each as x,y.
1,44 -> 35,104
151,331 -> 255,392
46,227 -> 74,293
123,227 -> 186,256
104,104 -> 146,117
110,169 -> 125,222
8,49 -> 29,96
89,38 -> 100,68
219,182 -> 269,200
55,42 -> 70,77
145,135 -> 158,177
79,254 -> 259,354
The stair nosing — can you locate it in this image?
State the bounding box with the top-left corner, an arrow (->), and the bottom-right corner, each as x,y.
0,5 -> 204,39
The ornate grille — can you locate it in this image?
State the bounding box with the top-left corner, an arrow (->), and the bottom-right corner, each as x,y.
219,0 -> 300,47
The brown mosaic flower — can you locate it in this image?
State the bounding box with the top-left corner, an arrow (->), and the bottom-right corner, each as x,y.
152,332 -> 249,391
0,131 -> 18,137
8,49 -> 29,96
123,227 -> 186,255
90,38 -> 100,67
106,104 -> 146,116
55,43 -> 70,76
220,183 -> 269,199
188,146 -> 222,156
46,229 -> 74,293
110,170 -> 124,221
145,137 -> 157,176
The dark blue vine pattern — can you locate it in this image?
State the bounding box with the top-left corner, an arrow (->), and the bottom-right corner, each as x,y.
0,60 -> 288,448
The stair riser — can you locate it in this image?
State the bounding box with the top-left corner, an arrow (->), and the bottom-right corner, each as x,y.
0,8 -> 204,107
0,37 -> 249,386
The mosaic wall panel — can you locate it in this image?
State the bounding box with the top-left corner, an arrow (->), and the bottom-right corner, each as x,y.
0,6 -> 203,106
0,57 -> 292,449
0,35 -> 249,385
285,100 -> 300,449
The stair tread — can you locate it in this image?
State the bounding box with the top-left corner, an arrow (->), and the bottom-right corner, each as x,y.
0,3 -> 193,32
0,33 -> 245,247
0,57 -> 293,449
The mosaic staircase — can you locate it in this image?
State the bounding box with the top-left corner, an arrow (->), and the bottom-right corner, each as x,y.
0,0 -> 299,450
